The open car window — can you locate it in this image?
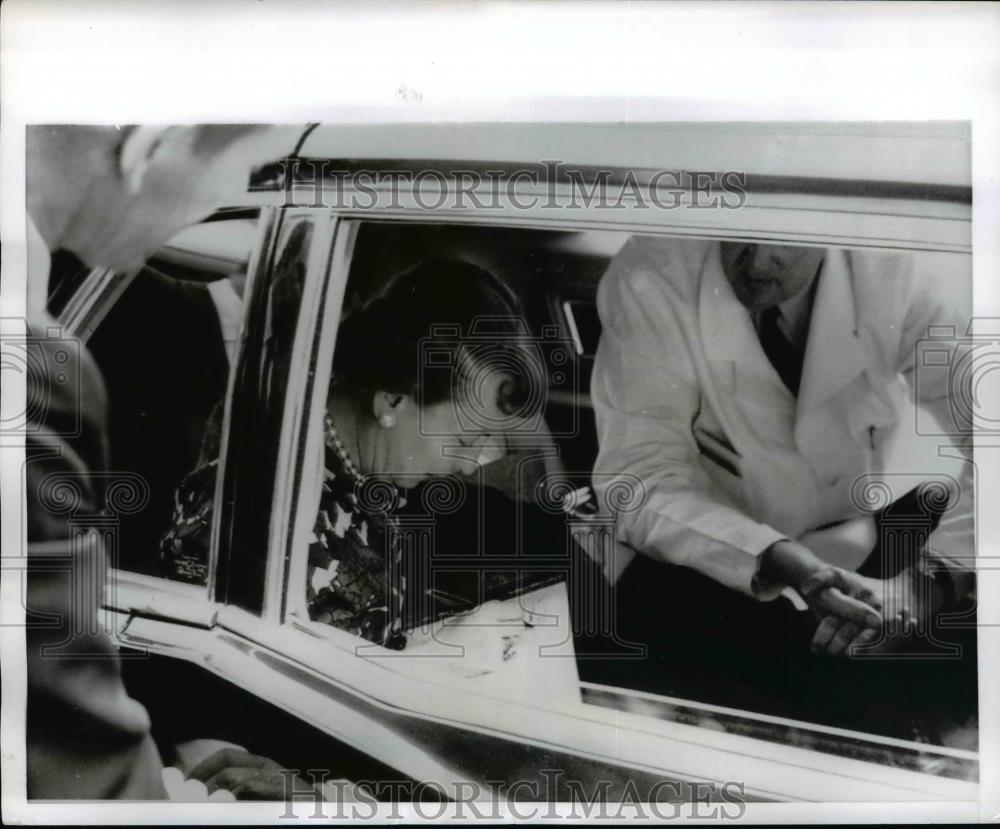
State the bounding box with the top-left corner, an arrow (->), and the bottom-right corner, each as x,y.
78,212 -> 262,590
273,217 -> 976,785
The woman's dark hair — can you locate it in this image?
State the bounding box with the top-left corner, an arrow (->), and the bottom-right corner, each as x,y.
333,259 -> 540,419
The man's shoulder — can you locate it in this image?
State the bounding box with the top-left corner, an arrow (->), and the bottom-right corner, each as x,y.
846,249 -> 965,319
602,236 -> 713,303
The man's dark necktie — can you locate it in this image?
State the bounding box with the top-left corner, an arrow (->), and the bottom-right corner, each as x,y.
758,306 -> 804,396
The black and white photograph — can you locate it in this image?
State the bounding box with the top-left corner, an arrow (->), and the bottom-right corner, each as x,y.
2,1 -> 998,823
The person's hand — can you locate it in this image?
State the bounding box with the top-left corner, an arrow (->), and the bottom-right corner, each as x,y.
758,540 -> 883,656
797,565 -> 889,656
187,748 -> 317,801
812,566 -> 947,656
876,565 -> 947,625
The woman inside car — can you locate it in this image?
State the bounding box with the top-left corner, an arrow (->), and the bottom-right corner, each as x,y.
160,258 -> 541,649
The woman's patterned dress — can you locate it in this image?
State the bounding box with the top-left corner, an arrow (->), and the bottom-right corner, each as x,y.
160,407 -> 407,649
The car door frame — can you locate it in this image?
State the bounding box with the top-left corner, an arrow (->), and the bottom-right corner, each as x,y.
216,170 -> 975,801
99,154 -> 976,803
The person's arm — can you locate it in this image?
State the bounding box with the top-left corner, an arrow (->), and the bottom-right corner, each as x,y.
757,539 -> 882,636
896,256 -> 975,601
591,254 -> 884,645
806,254 -> 976,654
25,315 -> 167,799
591,258 -> 789,596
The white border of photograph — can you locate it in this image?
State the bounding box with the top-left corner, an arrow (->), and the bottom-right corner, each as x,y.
1,0 -> 998,823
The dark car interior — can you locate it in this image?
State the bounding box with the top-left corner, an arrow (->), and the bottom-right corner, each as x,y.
87,268 -> 231,576
83,212 -> 255,578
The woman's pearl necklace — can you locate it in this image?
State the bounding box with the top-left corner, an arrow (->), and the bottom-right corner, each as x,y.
324,410 -> 365,486
324,410 -> 406,512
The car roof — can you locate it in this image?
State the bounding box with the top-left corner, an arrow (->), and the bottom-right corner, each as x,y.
296,121 -> 970,190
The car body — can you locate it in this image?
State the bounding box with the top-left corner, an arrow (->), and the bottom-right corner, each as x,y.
60,121 -> 977,803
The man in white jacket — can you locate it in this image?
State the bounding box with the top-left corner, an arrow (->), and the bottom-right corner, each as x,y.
591,236 -> 974,661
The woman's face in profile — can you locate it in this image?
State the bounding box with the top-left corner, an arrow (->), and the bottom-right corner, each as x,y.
372,371 -> 514,489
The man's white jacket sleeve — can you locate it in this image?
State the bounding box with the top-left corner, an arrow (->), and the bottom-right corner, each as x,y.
591,256 -> 785,597
894,257 -> 976,599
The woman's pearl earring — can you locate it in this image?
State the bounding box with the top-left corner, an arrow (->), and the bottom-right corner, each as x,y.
378,414 -> 396,428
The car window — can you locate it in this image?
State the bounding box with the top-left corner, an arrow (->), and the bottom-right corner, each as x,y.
84,213 -> 260,581
284,220 -> 594,634
214,212 -> 315,613
276,218 -> 975,781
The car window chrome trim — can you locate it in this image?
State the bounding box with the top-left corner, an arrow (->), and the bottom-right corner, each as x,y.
210,206 -> 279,604
259,210 -> 339,623
280,217 -> 360,623
581,682 -> 978,783
59,267 -> 139,341
291,123 -> 971,192
257,157 -> 971,205
104,568 -> 219,628
241,184 -> 970,254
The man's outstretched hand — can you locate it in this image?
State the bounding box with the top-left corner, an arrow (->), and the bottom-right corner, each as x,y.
758,540 -> 883,656
811,566 -> 948,656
